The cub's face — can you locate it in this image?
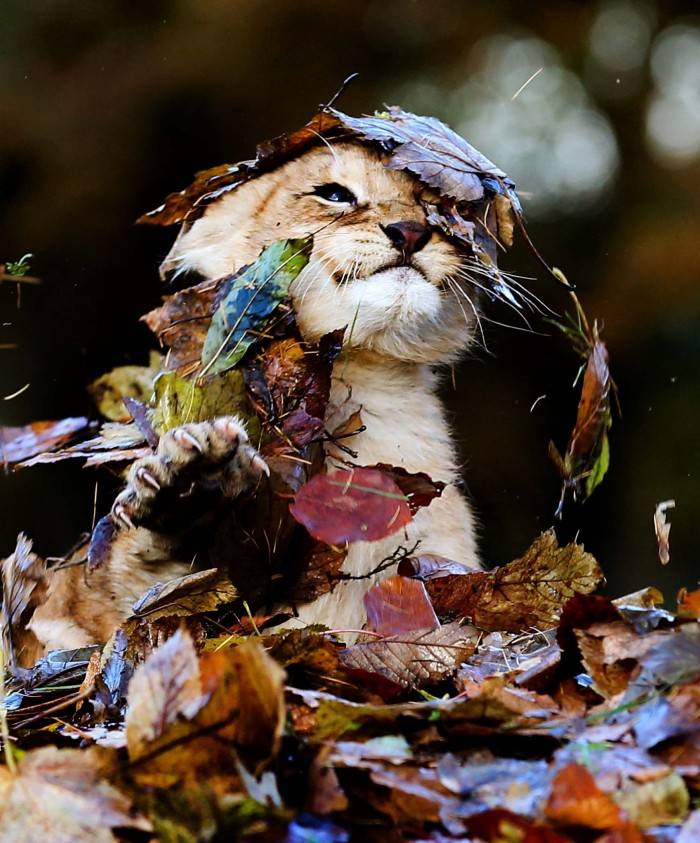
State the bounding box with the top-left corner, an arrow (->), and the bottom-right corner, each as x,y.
162,143 -> 478,364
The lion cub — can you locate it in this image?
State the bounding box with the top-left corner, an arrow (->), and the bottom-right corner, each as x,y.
28,141 -> 481,653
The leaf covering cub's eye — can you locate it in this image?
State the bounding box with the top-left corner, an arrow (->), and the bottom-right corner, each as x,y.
311,183 -> 357,204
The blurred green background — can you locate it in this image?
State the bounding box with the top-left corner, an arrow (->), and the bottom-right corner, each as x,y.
1,0 -> 698,602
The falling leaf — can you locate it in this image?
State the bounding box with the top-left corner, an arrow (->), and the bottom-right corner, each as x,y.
364,576 -> 439,635
340,623 -> 477,687
0,417 -> 91,466
16,421 -> 148,469
653,499 -> 675,565
549,309 -> 615,516
290,467 -> 412,545
201,238 -> 312,376
142,275 -> 221,375
86,515 -> 116,572
426,530 -> 604,631
370,464 -> 445,513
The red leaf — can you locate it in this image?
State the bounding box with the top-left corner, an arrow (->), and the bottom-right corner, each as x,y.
364,576 -> 439,635
289,468 -> 411,544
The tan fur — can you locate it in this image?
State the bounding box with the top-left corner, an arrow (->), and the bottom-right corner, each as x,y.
29,142 -> 482,655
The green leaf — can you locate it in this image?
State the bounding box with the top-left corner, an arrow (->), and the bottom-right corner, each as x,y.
151,369 -> 250,433
585,429 -> 610,498
200,238 -> 312,376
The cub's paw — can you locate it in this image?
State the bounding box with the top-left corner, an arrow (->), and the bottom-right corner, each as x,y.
112,416 -> 268,532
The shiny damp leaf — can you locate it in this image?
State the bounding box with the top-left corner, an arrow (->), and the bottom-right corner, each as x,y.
200,238 -> 312,376
289,467 -> 412,545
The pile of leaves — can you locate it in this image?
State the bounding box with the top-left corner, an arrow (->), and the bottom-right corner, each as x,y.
1,530 -> 699,841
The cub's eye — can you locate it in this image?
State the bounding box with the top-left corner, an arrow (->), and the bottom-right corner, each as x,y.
311,183 -> 357,204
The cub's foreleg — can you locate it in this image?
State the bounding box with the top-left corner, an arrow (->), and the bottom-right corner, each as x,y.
27,417 -> 268,659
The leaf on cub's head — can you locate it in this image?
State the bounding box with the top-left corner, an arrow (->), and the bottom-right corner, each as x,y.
289,467 -> 412,545
200,238 -> 312,377
137,106 -> 524,299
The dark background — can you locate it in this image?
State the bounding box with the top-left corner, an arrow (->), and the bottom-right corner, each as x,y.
1,0 -> 698,602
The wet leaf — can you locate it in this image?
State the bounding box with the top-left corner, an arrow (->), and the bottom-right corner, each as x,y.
290,467 -> 412,544
201,238 -> 312,375
0,417 -> 91,465
364,575 -> 439,635
427,530 -> 604,631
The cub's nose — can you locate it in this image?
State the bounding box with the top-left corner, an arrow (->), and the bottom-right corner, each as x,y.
381,220 -> 432,257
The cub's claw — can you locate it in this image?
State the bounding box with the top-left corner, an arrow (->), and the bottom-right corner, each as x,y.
252,454 -> 270,476
174,429 -> 204,453
110,416 -> 264,531
113,503 -> 136,529
136,467 -> 161,490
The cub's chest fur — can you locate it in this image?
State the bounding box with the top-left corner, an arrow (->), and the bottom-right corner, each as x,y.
161,141 -> 480,630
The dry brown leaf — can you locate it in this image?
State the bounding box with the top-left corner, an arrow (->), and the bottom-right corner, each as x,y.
0,745 -> 150,843
130,568 -> 238,622
125,627 -> 204,761
340,623 -> 477,687
677,586 -> 700,618
574,623 -> 672,698
427,529 -> 603,631
1,533 -> 49,671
